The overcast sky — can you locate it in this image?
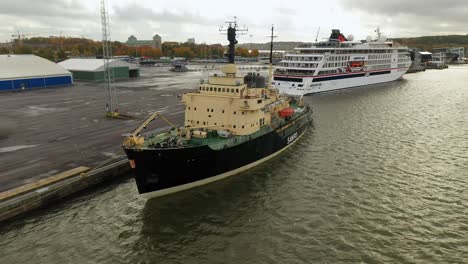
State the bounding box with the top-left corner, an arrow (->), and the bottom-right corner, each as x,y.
1,0 -> 467,44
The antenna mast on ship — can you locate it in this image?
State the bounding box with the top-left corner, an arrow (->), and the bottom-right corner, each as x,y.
375,26 -> 382,40
219,16 -> 247,64
315,26 -> 320,42
268,24 -> 277,89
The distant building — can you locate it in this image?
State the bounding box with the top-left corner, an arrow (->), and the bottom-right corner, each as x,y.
432,47 -> 464,62
257,50 -> 286,64
59,58 -> 139,81
0,54 -> 72,91
187,38 -> 195,44
431,52 -> 447,65
126,34 -> 162,50
419,51 -> 433,63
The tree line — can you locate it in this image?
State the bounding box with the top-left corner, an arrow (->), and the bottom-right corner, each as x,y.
0,37 -> 260,61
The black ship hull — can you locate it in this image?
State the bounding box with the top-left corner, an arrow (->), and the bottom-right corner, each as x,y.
124,112 -> 312,198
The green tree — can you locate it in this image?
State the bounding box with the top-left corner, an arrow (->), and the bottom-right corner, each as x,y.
14,45 -> 33,54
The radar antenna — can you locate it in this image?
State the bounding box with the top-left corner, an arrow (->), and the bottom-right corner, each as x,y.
219,16 -> 248,63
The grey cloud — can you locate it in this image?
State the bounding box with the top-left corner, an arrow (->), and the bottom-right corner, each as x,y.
339,0 -> 468,36
112,3 -> 214,25
340,0 -> 466,17
274,7 -> 297,16
1,0 -> 93,19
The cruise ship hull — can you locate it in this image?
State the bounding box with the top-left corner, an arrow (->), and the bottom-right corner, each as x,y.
124,109 -> 312,198
275,68 -> 409,96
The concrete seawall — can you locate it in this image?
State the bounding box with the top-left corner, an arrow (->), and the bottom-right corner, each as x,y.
0,157 -> 131,222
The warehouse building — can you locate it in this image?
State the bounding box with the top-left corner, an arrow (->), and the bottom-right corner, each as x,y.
0,54 -> 73,91
59,58 -> 140,81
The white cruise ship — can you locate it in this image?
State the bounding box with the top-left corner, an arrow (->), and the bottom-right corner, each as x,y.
273,29 -> 412,95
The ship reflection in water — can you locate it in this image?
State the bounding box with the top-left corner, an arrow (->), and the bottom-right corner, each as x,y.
1,66 -> 467,263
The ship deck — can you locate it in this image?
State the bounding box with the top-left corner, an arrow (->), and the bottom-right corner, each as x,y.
140,103 -> 307,150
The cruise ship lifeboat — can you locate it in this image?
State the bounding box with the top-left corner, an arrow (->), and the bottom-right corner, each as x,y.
349,61 -> 364,72
350,61 -> 363,67
279,107 -> 295,118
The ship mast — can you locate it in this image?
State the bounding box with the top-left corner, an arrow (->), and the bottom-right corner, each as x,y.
219,17 -> 247,64
268,24 -> 277,89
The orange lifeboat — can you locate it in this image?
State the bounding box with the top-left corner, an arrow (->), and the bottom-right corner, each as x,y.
350,61 -> 364,67
279,107 -> 295,118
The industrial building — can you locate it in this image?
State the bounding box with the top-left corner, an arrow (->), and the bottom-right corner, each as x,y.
59,58 -> 140,81
0,54 -> 73,92
432,47 -> 465,62
126,34 -> 162,50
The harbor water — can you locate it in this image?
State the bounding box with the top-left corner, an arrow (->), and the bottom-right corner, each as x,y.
1,66 -> 467,263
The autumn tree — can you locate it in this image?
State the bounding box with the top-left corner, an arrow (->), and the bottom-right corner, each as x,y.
235,47 -> 249,57
250,49 -> 259,57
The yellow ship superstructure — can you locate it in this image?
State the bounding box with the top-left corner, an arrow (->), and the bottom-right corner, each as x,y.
182,64 -> 289,137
